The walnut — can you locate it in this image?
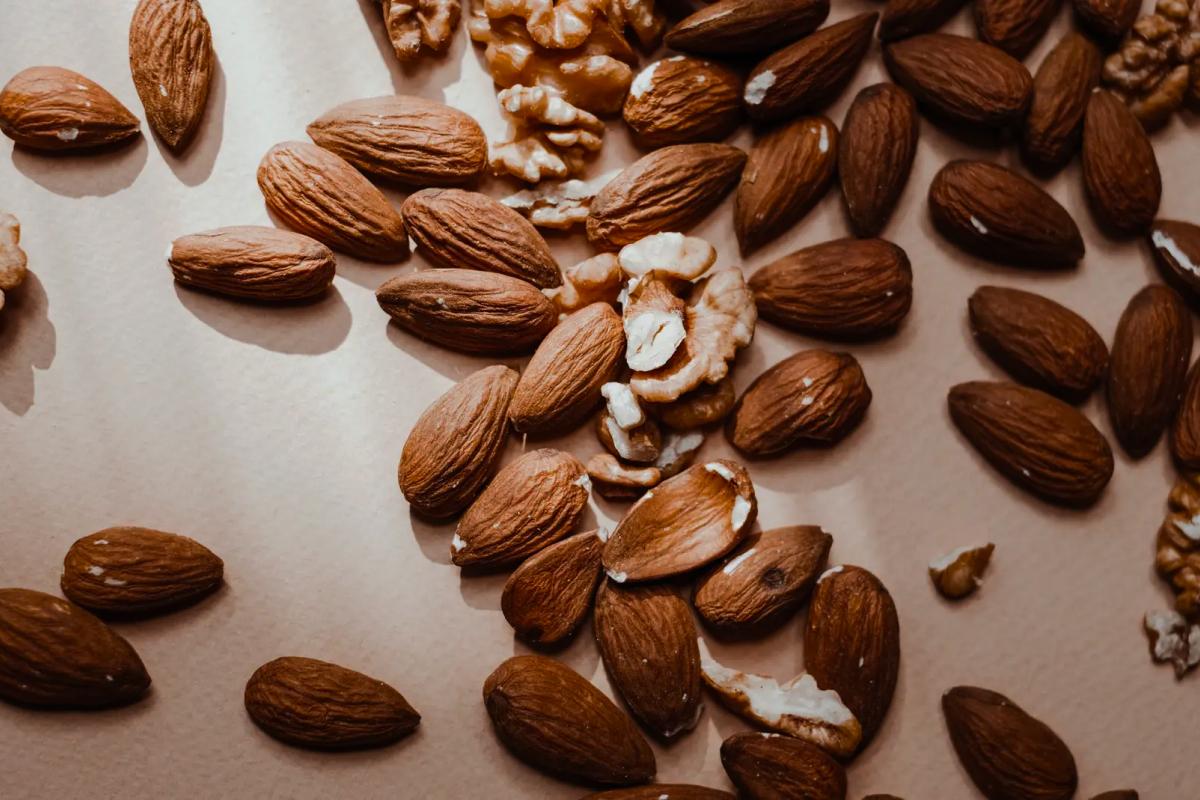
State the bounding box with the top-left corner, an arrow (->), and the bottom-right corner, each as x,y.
601,381 -> 645,429
586,452 -> 660,499
928,544 -> 994,600
0,213 -> 28,312
481,0 -> 663,51
1157,473 -> 1200,618
543,252 -> 622,313
1102,0 -> 1200,129
1144,609 -> 1200,678
653,429 -> 703,477
596,408 -> 662,462
623,274 -> 687,371
491,84 -> 605,182
382,0 -> 461,62
605,0 -> 666,50
651,377 -> 735,430
617,232 -> 716,281
501,168 -> 619,229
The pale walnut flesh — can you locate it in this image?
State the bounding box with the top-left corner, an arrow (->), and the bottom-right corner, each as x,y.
618,232 -> 716,281
483,0 -> 606,50
543,252 -> 622,314
654,430 -> 703,477
601,381 -> 645,429
597,409 -> 662,463
623,275 -> 687,372
0,213 -> 29,312
1157,473 -> 1200,619
586,452 -> 660,499
1144,609 -> 1200,678
928,543 -> 995,600
491,85 -> 605,182
501,168 -> 619,229
1102,0 -> 1200,129
382,0 -> 462,62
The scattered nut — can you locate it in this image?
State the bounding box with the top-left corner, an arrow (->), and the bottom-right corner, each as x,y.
0,212 -> 28,312
381,0 -> 461,62
1102,0 -> 1200,130
928,544 -> 995,600
652,377 -> 735,430
501,169 -> 620,229
1157,472 -> 1200,618
654,430 -> 704,478
623,274 -> 687,372
491,84 -> 606,183
483,0 -> 607,50
587,453 -> 661,500
597,409 -> 662,463
544,252 -> 623,314
601,381 -> 646,430
1144,609 -> 1200,677
618,232 -> 716,282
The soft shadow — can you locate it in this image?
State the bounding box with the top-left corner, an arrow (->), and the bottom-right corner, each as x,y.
174,283 -> 352,354
11,137 -> 148,198
409,509 -> 454,565
251,723 -> 423,765
383,320 -> 524,380
98,582 -> 229,627
354,0 -> 468,96
457,569 -> 507,611
0,271 -> 56,416
151,56 -> 227,186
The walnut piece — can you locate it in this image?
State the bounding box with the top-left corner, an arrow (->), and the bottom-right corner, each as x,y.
543,252 -> 622,314
0,213 -> 28,312
501,168 -> 619,229
596,408 -> 662,462
1157,472 -> 1200,618
481,0 -> 663,51
1144,609 -> 1200,678
653,429 -> 703,477
382,0 -> 461,62
928,543 -> 995,600
491,84 -> 606,182
651,377 -> 735,430
618,232 -> 716,281
1102,0 -> 1200,129
601,381 -> 644,429
623,274 -> 687,372
586,452 -> 660,499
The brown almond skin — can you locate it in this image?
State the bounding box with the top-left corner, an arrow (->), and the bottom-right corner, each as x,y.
974,0 -> 1060,58
168,226 -> 336,302
1082,89 -> 1162,237
244,657 -> 419,750
928,160 -> 1084,269
587,144 -> 746,250
839,83 -> 919,238
501,530 -> 604,647
1072,0 -> 1139,41
483,655 -> 656,787
128,0 -> 214,151
948,381 -> 1114,507
1022,33 -> 1102,174
402,188 -> 560,288
0,588 -> 151,708
968,286 -> 1108,402
61,526 -> 224,616
1149,219 -> 1200,304
623,57 -> 743,148
749,239 -> 913,340
1172,361 -> 1200,470
721,732 -> 848,800
734,116 -> 838,255
743,13 -> 878,124
879,0 -> 969,41
584,787 -> 734,800
665,0 -> 830,56
942,686 -> 1078,800
0,67 -> 140,151
1107,285 -> 1192,458
1089,793 -> 1138,800
727,350 -> 872,457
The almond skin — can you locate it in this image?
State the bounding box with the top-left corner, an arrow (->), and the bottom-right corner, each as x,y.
721,732 -> 848,800
948,381 -> 1114,507
734,116 -> 838,255
665,0 -> 830,56
501,530 -> 604,647
968,286 -> 1108,402
128,0 -> 214,151
61,527 -> 224,616
623,57 -> 743,148
244,657 -> 419,750
942,686 -> 1078,800
749,239 -> 913,340
168,226 -> 336,302
743,12 -> 878,123
928,160 -> 1084,269
1149,219 -> 1200,303
839,83 -> 919,238
376,269 -> 557,355
879,0 -> 969,41
1107,285 -> 1192,458
1171,360 -> 1200,470
727,350 -> 872,456
483,654 -> 656,787
1082,89 -> 1162,236
402,188 -> 560,288
1072,0 -> 1139,41
974,0 -> 1060,57
257,141 -> 409,263
0,66 -> 140,151
399,365 -> 518,519
583,787 -> 734,800
0,588 -> 150,708
1022,33 -> 1102,174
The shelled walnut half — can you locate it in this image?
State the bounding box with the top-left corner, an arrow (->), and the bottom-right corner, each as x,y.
382,0 -> 461,62
1157,472 -> 1200,619
0,213 -> 28,312
1102,0 -> 1200,130
490,84 -> 606,182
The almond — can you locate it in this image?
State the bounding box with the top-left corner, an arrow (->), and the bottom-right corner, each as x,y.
883,34 -> 1032,129
483,654 -> 656,786
879,0 -> 970,41
453,449 -> 589,569
60,526 -> 223,616
727,350 -> 872,456
0,588 -> 150,708
510,303 -> 625,435
1022,33 -> 1102,174
0,66 -> 140,151
928,160 -> 1084,268
748,239 -> 913,340
1149,219 -> 1200,303
376,269 -> 557,355
399,365 -> 518,519
128,0 -> 214,151
804,565 -> 900,750
743,12 -> 877,123
583,787 -> 734,799
306,95 -> 487,187
587,144 -> 746,250
665,0 -> 830,56
974,0 -> 1059,57
594,581 -> 702,740
720,732 -> 848,800
1107,285 -> 1192,458
1072,0 -> 1139,41
948,381 -> 1114,506
402,188 -> 560,288
603,459 -> 757,583
501,530 -> 604,646
1082,89 -> 1162,236
1173,360 -> 1200,469
968,286 -> 1108,402
734,116 -> 838,255
839,83 -> 919,238
257,141 -> 408,263
942,686 -> 1078,800
623,57 -> 743,148
168,226 -> 336,302
244,656 -> 419,749
693,526 -> 832,637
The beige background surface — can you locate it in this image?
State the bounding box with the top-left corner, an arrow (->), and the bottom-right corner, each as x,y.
0,1 -> 1197,797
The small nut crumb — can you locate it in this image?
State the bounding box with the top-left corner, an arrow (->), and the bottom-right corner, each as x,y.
501,169 -> 619,229
0,213 -> 29,312
543,252 -> 622,314
1144,609 -> 1200,678
928,543 -> 994,600
596,408 -> 662,463
1157,473 -> 1200,619
618,232 -> 716,282
586,452 -> 660,500
653,430 -> 703,478
601,382 -> 645,430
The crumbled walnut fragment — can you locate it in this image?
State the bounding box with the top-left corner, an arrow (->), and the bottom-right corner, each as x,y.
1144,609 -> 1200,678
0,213 -> 28,312
491,85 -> 605,182
1157,472 -> 1200,618
543,252 -> 622,313
501,169 -> 619,229
1102,0 -> 1200,129
382,0 -> 461,62
928,544 -> 994,600
596,408 -> 662,463
586,452 -> 661,499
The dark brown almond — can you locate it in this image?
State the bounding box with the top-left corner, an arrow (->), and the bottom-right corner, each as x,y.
0,66 -> 140,151
665,0 -> 830,56
1171,360 -> 1200,470
583,787 -> 734,800
879,0 -> 969,41
948,381 -> 1114,506
1022,33 -> 1102,174
721,732 -> 848,800
974,0 -> 1060,57
168,226 -> 336,302
1072,0 -> 1139,41
128,0 -> 214,151
1082,89 -> 1162,236
839,83 -> 919,237
1149,219 -> 1200,303
623,57 -> 743,148
1089,792 -> 1138,800
501,530 -> 604,647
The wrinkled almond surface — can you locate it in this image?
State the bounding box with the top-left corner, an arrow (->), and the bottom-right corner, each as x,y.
128,0 -> 214,150
839,82 -> 919,238
721,732 -> 848,800
168,226 -> 336,302
0,66 -> 140,151
1082,89 -> 1162,236
623,56 -> 742,148
1021,33 -> 1102,174
501,530 -> 604,646
665,0 -> 830,56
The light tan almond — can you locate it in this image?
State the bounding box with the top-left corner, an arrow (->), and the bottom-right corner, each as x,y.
168,226 -> 336,302
501,530 -> 604,647
0,66 -> 140,151
128,0 -> 214,151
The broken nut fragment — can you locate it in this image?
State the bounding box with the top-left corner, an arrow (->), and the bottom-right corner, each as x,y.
1157,472 -> 1200,618
652,377 -> 735,430
601,381 -> 645,430
586,453 -> 661,500
0,213 -> 28,312
491,85 -> 606,183
382,0 -> 461,62
618,232 -> 716,282
654,430 -> 704,478
623,275 -> 687,372
928,544 -> 995,600
544,252 -> 623,314
1102,0 -> 1200,130
501,169 -> 619,229
1144,609 -> 1200,678
597,409 -> 662,463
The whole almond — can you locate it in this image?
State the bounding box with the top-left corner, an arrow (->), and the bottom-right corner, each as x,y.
942,686 -> 1078,800
376,269 -> 557,355
0,588 -> 150,708
399,364 -> 517,519
743,12 -> 878,123
501,530 -> 604,646
727,350 -> 872,456
245,656 -> 419,749
665,0 -> 830,56
948,381 -> 1114,506
1171,361 -> 1200,469
307,95 -> 487,187
1082,89 -> 1162,236
879,0 -> 970,41
402,188 -> 560,288
258,141 -> 408,262
1022,33 -> 1102,174
839,83 -> 919,238
928,160 -> 1084,268
1149,219 -> 1200,303
734,116 -> 838,255
0,66 -> 140,151
968,286 -> 1108,401
128,0 -> 214,151
168,226 -> 336,302
623,57 -> 743,148
1107,285 -> 1192,458
721,732 -> 848,800
594,581 -> 702,740
483,654 -> 656,786
974,0 -> 1060,57
1072,0 -> 1139,41
583,787 -> 734,800
587,144 -> 746,250
61,526 -> 223,615
749,239 -> 913,339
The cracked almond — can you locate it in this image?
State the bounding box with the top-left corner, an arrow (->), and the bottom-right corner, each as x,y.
1149,219 -> 1200,303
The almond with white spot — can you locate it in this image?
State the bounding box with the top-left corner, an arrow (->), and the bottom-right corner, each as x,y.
623,56 -> 742,148
928,543 -> 994,600
128,0 -> 214,151
1149,219 -> 1200,304
0,67 -> 140,151
501,530 -> 604,647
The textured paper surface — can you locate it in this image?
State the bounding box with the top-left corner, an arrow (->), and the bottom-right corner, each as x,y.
0,1 -> 1196,797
